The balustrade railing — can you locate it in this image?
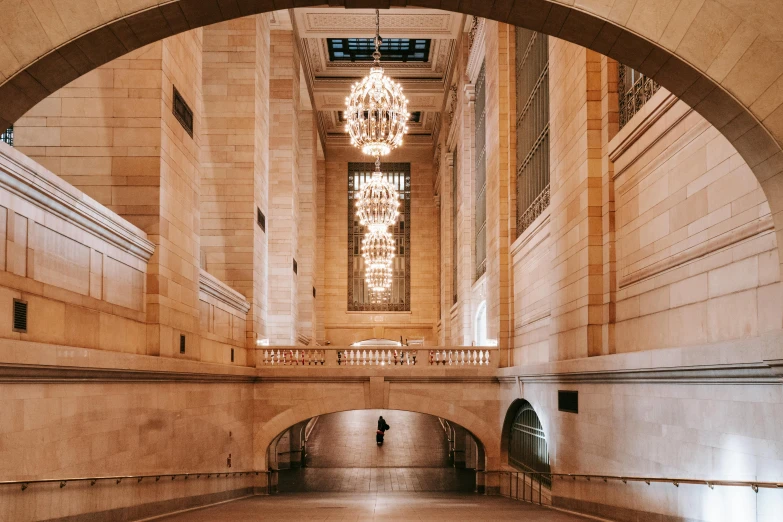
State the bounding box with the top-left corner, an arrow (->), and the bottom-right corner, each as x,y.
257,347 -> 498,368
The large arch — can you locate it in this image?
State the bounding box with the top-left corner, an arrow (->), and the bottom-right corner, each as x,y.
1,1 -> 782,285
252,389 -> 501,471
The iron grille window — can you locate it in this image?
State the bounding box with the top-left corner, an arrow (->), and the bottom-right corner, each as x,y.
1,125 -> 13,146
452,148 -> 458,306
348,162 -> 411,311
509,400 -> 551,488
474,63 -> 487,281
619,64 -> 660,130
515,28 -> 550,238
173,87 -> 194,137
327,38 -> 430,62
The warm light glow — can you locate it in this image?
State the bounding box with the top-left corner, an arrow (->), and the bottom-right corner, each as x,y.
355,162 -> 400,232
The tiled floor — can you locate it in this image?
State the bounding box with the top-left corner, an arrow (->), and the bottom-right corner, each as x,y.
154,492 -> 593,521
278,467 -> 476,492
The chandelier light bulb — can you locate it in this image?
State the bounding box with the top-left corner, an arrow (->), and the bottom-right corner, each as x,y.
362,229 -> 395,293
344,10 -> 409,157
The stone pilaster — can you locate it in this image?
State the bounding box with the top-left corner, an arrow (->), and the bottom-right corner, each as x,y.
267,30 -> 300,345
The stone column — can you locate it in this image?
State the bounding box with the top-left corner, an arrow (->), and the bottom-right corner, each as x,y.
297,106 -> 317,345
601,55 -> 619,356
315,148 -> 326,345
267,30 -> 300,345
548,41 -> 604,360
483,21 -> 513,363
440,152 -> 455,346
459,82 -> 476,345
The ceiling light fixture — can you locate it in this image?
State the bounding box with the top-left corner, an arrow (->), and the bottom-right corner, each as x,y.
344,10 -> 410,157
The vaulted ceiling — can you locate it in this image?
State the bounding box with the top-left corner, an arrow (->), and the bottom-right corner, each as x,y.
276,8 -> 466,148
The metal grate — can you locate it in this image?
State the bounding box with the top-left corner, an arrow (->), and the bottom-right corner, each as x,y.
179,334 -> 186,354
515,28 -> 550,238
348,162 -> 411,311
173,87 -> 194,137
327,38 -> 430,62
231,348 -> 235,363
452,148 -> 458,306
12,299 -> 27,333
619,64 -> 660,130
509,400 -> 551,488
1,125 -> 13,146
474,62 -> 487,282
293,259 -> 298,274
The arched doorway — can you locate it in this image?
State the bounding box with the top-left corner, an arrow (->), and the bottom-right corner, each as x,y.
505,400 -> 551,487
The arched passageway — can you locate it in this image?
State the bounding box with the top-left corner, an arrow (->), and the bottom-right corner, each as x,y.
1,1 -> 783,283
270,410 -> 480,492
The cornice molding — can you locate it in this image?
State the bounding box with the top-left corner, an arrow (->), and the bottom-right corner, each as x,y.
0,363 -> 256,384
619,216 -> 774,288
466,17 -> 486,84
0,143 -> 155,262
199,269 -> 251,315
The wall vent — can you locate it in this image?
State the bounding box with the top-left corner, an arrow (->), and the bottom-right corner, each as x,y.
230,348 -> 235,363
257,208 -> 266,232
12,299 -> 27,333
293,259 -> 298,274
172,87 -> 194,137
313,287 -> 316,298
179,334 -> 186,354
558,390 -> 578,413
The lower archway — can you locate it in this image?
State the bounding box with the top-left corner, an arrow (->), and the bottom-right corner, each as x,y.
268,409 -> 483,493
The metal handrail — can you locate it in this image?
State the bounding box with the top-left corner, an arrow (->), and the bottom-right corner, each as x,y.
480,469 -> 783,500
0,470 -> 273,491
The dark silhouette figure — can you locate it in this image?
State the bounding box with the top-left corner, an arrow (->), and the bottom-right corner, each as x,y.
376,415 -> 390,445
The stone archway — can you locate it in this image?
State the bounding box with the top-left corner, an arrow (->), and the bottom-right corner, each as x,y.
1,1 -> 782,283
252,387 -> 501,471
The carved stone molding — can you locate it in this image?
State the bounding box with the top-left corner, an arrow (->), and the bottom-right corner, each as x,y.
0,363 -> 256,383
0,144 -> 155,262
466,17 -> 486,83
199,269 -> 251,315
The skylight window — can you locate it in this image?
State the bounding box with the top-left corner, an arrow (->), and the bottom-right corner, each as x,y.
327,38 -> 430,63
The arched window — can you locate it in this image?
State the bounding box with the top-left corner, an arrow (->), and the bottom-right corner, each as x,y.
474,301 -> 487,346
509,400 -> 551,487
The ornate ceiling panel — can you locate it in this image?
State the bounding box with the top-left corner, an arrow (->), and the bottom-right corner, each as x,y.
288,7 -> 465,147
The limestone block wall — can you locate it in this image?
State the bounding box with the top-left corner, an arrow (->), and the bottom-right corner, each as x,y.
0,372 -> 254,521
499,361 -> 783,520
611,89 -> 782,352
322,145 -> 438,346
510,209 -> 552,366
198,269 -> 250,365
0,142 -> 153,353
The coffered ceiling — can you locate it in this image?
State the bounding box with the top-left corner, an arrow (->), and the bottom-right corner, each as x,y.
284,8 -> 466,148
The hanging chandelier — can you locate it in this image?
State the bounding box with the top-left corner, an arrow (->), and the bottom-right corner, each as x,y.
356,159 -> 400,233
366,264 -> 394,294
361,229 -> 396,267
344,10 -> 410,157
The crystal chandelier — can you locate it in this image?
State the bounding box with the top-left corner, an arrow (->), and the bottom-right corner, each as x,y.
344,10 -> 410,157
361,229 -> 396,268
365,264 -> 393,293
356,159 -> 400,233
